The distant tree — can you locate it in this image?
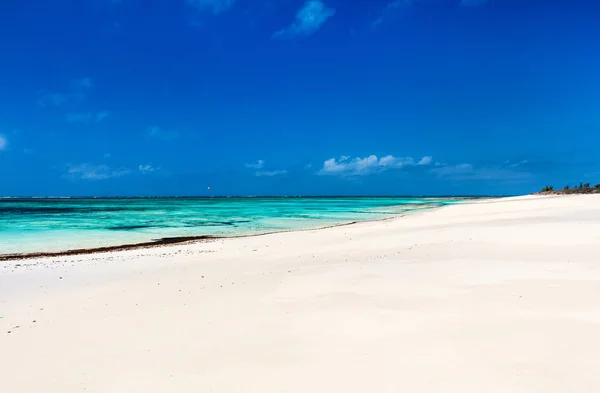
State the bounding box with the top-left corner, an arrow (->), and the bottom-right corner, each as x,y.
541,185 -> 554,192
537,182 -> 600,194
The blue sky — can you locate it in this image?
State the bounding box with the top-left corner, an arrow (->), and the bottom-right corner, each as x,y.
0,0 -> 599,196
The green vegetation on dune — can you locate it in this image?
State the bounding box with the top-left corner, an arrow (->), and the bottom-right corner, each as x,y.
536,182 -> 600,195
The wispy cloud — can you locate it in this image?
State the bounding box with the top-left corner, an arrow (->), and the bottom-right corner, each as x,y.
72,77 -> 93,90
186,0 -> 236,14
65,164 -> 130,180
65,112 -> 110,123
65,112 -> 93,123
461,0 -> 488,6
273,0 -> 335,39
245,160 -> 265,170
0,134 -> 7,151
38,78 -> 92,107
318,154 -> 432,176
38,93 -> 70,107
430,162 -> 531,181
503,159 -> 529,168
255,169 -> 288,177
429,163 -> 474,178
146,126 -> 179,140
96,111 -> 110,122
245,160 -> 287,176
138,164 -> 158,174
372,0 -> 413,27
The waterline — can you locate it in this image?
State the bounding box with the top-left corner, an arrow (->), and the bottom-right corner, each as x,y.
0,197 -> 466,257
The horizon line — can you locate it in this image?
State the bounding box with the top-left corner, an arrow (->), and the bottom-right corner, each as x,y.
0,194 -> 512,199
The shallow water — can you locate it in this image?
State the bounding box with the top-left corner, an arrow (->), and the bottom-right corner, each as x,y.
0,197 -> 464,255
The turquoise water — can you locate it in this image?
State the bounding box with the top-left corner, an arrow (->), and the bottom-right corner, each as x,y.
0,197 -> 463,255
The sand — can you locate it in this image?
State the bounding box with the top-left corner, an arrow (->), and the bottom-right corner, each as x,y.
1,195 -> 600,393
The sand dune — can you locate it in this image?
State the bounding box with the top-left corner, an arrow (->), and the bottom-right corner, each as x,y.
1,195 -> 600,392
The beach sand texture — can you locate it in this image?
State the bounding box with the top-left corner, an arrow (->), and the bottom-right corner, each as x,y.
1,195 -> 600,392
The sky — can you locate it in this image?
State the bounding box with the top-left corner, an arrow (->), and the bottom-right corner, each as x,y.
0,0 -> 599,196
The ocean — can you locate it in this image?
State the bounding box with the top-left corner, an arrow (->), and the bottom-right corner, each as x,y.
0,197 -> 464,256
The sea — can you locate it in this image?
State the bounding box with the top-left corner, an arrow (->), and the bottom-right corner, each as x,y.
0,197 -> 465,256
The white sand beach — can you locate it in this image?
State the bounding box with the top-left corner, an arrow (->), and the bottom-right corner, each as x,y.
1,195 -> 600,393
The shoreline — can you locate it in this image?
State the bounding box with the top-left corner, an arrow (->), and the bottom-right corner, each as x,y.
2,194 -> 599,392
0,214 -> 402,262
1,199 -> 475,262
1,197 -> 486,261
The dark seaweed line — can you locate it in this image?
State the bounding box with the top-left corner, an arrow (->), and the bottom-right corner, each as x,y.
0,215 -> 396,262
1,202 -> 464,262
0,236 -> 218,261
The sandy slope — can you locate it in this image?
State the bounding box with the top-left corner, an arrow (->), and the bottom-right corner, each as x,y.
1,195 -> 600,393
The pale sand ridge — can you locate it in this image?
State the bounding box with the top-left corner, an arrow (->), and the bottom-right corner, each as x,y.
1,195 -> 599,392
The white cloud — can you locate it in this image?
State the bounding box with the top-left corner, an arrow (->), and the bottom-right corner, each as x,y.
245,160 -> 287,176
66,164 -> 130,180
273,0 -> 335,39
186,0 -> 236,14
504,159 -> 529,168
146,125 -> 179,140
245,160 -> 265,169
138,164 -> 157,174
318,154 -> 431,176
255,170 -> 288,177
461,0 -> 488,6
418,156 -> 432,165
0,134 -> 7,151
72,77 -> 93,89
